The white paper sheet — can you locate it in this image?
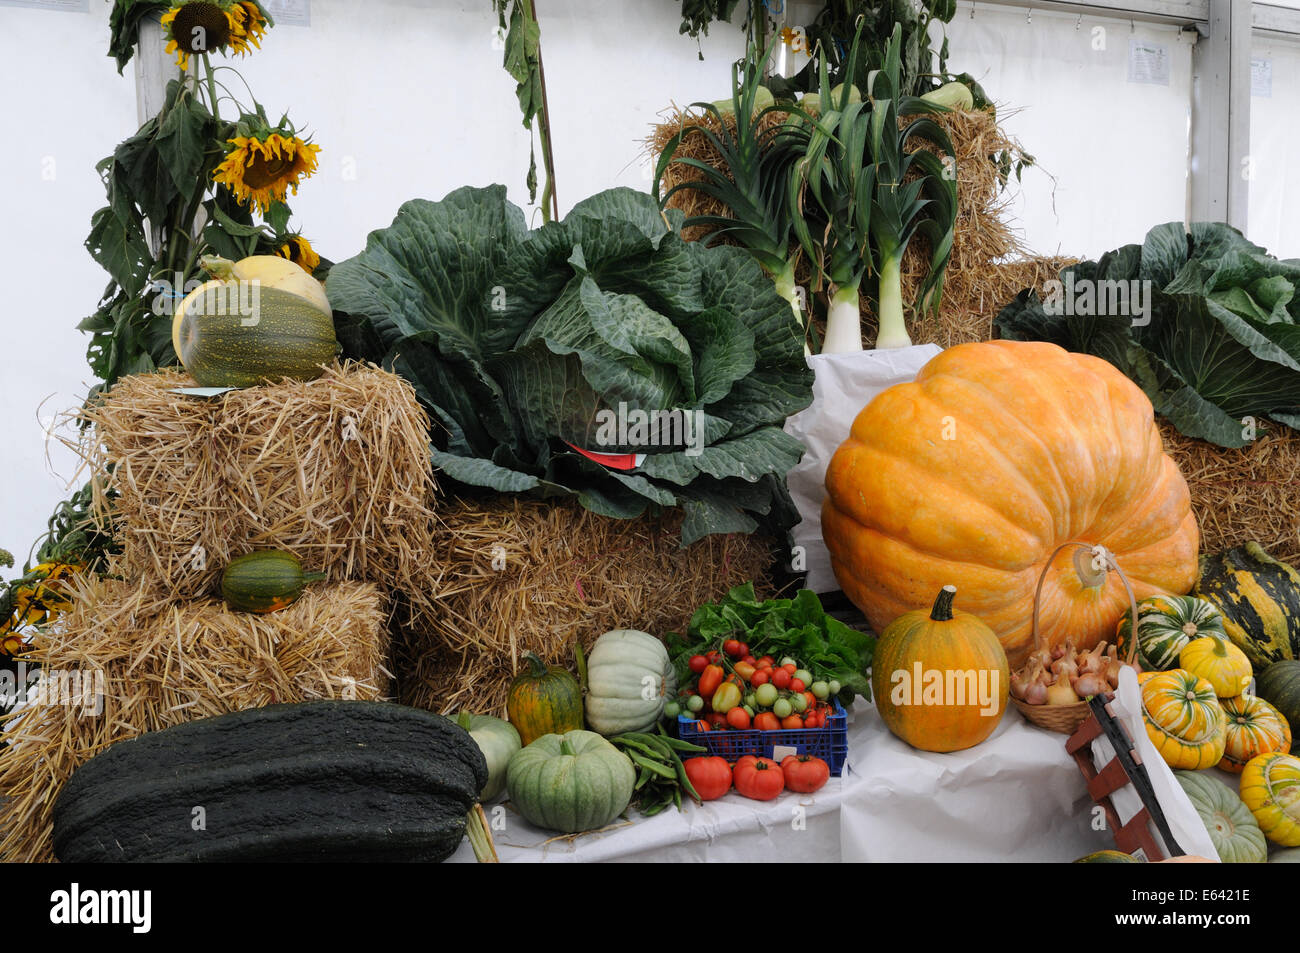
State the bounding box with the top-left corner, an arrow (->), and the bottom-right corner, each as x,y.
783,346 -> 941,592
1089,669 -> 1220,860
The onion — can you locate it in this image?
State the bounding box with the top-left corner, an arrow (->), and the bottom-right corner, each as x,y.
1046,670 -> 1080,706
1073,671 -> 1107,698
1079,640 -> 1108,675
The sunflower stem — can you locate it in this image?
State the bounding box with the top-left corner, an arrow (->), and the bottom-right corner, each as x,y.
200,52 -> 219,121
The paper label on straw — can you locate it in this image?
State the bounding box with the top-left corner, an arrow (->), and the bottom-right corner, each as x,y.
169,387 -> 238,398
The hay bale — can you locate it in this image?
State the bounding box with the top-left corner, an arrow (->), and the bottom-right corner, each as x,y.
396,497 -> 775,716
79,362 -> 438,613
0,575 -> 390,862
1160,420 -> 1300,565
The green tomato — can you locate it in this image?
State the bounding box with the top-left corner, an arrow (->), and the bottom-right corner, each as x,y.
686,694 -> 704,713
794,669 -> 813,686
791,693 -> 808,713
780,657 -> 797,668
664,701 -> 681,717
755,683 -> 779,708
828,679 -> 841,696
773,698 -> 792,719
743,705 -> 755,718
743,692 -> 757,709
810,681 -> 830,700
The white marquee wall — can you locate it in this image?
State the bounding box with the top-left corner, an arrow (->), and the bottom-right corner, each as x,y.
0,0 -> 1295,554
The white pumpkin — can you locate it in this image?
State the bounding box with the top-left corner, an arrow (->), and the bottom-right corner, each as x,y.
584,629 -> 677,736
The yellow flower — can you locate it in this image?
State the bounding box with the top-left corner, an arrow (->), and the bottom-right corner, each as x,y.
212,132 -> 321,215
162,1 -> 269,70
277,236 -> 321,273
227,1 -> 269,56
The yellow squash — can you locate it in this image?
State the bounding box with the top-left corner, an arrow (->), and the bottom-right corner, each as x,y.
1139,669 -> 1228,770
1240,751 -> 1300,846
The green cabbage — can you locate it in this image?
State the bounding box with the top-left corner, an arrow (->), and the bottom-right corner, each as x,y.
326,186 -> 813,544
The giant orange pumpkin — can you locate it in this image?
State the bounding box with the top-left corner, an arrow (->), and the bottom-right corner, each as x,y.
823,340 -> 1198,669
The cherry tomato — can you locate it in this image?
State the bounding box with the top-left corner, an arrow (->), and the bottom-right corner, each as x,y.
782,662 -> 798,675
781,714 -> 805,729
741,655 -> 756,667
790,678 -> 806,693
723,638 -> 743,659
810,680 -> 830,700
803,691 -> 817,709
706,650 -> 721,664
698,663 -> 724,700
726,707 -> 751,730
758,656 -> 775,668
751,669 -> 770,687
733,756 -> 785,801
686,694 -> 704,713
683,756 -> 732,800
695,720 -> 711,732
771,668 -> 792,690
803,711 -> 820,728
753,711 -> 780,731
706,712 -> 729,727
737,642 -> 750,658
781,755 -> 830,793
772,698 -> 792,719
734,661 -> 757,682
688,654 -> 709,674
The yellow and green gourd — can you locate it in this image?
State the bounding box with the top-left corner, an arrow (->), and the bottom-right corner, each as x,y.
1219,694 -> 1292,773
1240,751 -> 1300,846
1194,543 -> 1300,672
1115,594 -> 1228,671
1139,669 -> 1228,770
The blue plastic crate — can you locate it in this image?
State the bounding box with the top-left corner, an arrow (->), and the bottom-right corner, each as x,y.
677,699 -> 849,776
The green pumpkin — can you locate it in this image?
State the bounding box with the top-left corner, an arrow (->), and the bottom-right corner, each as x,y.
1073,850 -> 1140,863
1175,770 -> 1267,863
1194,542 -> 1300,672
220,550 -> 326,613
506,730 -> 634,833
1256,660 -> 1300,747
456,712 -> 521,802
1115,594 -> 1228,671
506,652 -> 584,747
584,629 -> 677,736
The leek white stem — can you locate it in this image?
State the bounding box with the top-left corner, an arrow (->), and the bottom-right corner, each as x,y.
773,266 -> 811,357
822,285 -> 864,354
874,256 -> 911,350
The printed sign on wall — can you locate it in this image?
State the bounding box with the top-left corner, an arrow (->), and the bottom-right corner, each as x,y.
1127,39 -> 1171,87
263,0 -> 310,27
1252,58 -> 1273,98
0,0 -> 89,11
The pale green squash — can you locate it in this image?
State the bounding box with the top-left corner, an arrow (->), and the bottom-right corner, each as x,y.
456,712 -> 521,802
506,730 -> 634,833
584,629 -> 677,736
1175,770 -> 1267,863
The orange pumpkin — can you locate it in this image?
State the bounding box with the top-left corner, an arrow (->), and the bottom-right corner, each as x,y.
870,585 -> 1010,752
823,340 -> 1198,669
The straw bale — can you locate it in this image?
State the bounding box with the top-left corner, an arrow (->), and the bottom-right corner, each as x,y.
78,362 -> 438,613
396,497 -> 776,716
0,574 -> 390,862
1160,420 -> 1300,566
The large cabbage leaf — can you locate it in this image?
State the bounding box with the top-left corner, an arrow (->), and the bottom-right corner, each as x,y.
327,186 -> 813,544
995,222 -> 1300,448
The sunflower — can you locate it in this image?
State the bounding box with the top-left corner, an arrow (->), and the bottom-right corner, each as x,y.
227,1 -> 270,56
277,236 -> 321,273
1,561 -> 80,636
212,125 -> 321,215
161,0 -> 270,70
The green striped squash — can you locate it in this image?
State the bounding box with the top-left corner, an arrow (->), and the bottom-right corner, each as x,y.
1139,669 -> 1228,770
176,281 -> 337,387
1194,543 -> 1300,673
1115,595 -> 1228,671
220,550 -> 327,614
1257,661 -> 1300,747
1072,850 -> 1140,863
1174,770 -> 1267,863
506,730 -> 634,833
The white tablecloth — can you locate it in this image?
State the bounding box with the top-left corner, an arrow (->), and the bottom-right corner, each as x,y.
451,702 -> 1120,863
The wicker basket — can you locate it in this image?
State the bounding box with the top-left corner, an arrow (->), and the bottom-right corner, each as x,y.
1011,542 -> 1140,734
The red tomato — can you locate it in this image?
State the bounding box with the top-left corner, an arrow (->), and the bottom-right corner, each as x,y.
757,656 -> 775,668
695,720 -> 711,732
723,638 -> 743,658
781,755 -> 830,794
706,711 -> 729,726
790,678 -> 806,693
782,663 -> 798,675
698,663 -> 724,700
726,707 -> 751,730
683,756 -> 732,800
753,711 -> 780,731
688,654 -> 709,674
733,756 -> 785,801
781,714 -> 805,730
804,711 -> 820,728
803,692 -> 817,709
771,668 -> 792,690
750,669 -> 770,686
706,650 -> 721,663
737,642 -> 750,658
741,655 -> 756,667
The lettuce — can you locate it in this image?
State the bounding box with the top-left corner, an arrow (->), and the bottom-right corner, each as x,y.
326,186 -> 813,544
995,222 -> 1300,448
